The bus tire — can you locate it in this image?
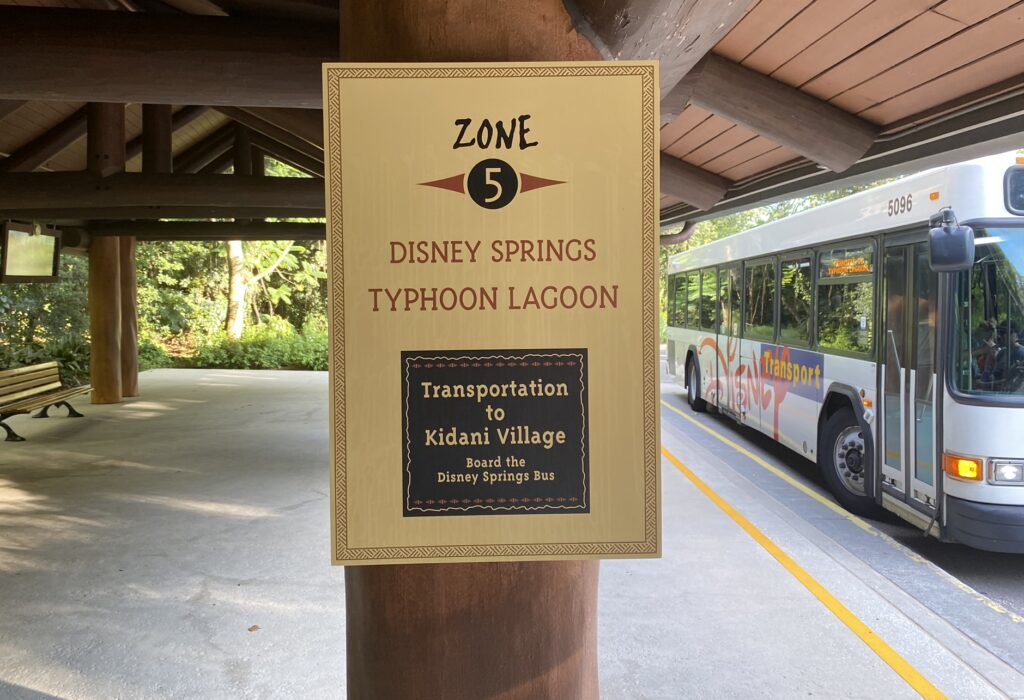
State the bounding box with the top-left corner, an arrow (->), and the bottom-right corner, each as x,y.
686,359 -> 707,413
818,407 -> 882,517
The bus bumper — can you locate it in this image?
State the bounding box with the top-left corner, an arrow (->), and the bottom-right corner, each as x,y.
944,495 -> 1024,553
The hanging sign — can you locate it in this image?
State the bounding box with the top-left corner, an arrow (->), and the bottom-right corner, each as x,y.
324,62 -> 660,565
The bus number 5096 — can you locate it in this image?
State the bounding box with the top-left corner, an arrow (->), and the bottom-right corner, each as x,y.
887,194 -> 912,217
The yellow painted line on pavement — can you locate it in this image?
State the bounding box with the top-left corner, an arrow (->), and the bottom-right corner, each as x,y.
661,399 -> 876,534
661,446 -> 945,700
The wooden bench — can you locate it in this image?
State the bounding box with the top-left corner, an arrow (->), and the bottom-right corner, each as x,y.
0,361 -> 91,442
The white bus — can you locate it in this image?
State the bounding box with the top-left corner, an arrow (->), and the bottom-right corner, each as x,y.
666,154 -> 1024,553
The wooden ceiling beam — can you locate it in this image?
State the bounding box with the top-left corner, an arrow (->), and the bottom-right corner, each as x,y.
4,205 -> 323,221
248,131 -> 324,178
215,107 -> 324,155
212,0 -> 337,23
155,0 -> 227,15
142,104 -> 173,174
126,106 -> 208,162
566,0 -> 756,100
0,7 -> 335,108
240,108 -> 323,150
198,149 -> 234,175
0,172 -> 324,214
172,123 -> 235,174
0,100 -> 24,122
0,107 -> 88,173
660,153 -> 729,211
84,221 -> 325,241
664,54 -> 879,173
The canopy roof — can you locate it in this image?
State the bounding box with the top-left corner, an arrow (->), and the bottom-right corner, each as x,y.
0,0 -> 1020,237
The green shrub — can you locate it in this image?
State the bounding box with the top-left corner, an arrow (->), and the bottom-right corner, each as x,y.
0,334 -> 90,386
138,334 -> 175,370
189,321 -> 327,371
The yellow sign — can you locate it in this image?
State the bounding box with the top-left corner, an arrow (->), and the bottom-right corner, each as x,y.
324,62 -> 660,565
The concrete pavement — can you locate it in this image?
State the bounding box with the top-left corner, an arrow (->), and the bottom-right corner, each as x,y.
0,369 -> 1021,698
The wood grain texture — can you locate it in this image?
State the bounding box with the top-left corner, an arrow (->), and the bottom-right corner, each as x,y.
346,561 -> 599,700
569,0 -> 757,99
660,152 -> 729,209
335,9 -> 642,698
0,106 -> 87,172
684,54 -> 877,171
142,104 -> 173,175
342,0 -> 602,62
0,100 -> 24,122
768,0 -> 937,88
239,107 -> 323,149
89,235 -> 121,404
84,221 -> 326,241
0,7 -> 335,107
215,107 -> 324,163
119,237 -> 139,398
87,102 -> 124,405
172,124 -> 236,174
0,173 -> 324,211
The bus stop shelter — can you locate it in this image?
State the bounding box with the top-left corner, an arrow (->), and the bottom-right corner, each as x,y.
0,1 -> 1022,697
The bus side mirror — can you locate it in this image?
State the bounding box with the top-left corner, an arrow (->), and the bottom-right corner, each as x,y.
929,208 -> 974,272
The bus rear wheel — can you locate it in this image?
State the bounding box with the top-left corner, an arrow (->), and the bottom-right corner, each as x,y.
818,408 -> 882,517
687,359 -> 707,413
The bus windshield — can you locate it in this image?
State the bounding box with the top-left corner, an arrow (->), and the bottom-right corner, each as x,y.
953,226 -> 1024,398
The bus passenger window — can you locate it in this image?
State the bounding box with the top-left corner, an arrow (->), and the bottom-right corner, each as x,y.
817,243 -> 875,354
667,273 -> 683,327
699,268 -> 717,331
719,269 -> 740,336
727,265 -> 741,337
744,261 -> 775,341
685,273 -> 699,328
779,258 -> 812,345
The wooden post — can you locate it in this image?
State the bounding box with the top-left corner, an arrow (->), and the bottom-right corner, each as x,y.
87,102 -> 124,404
341,4 -> 601,698
115,103 -> 170,399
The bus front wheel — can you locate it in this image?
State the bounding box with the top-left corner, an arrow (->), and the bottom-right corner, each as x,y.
687,360 -> 707,413
818,408 -> 882,517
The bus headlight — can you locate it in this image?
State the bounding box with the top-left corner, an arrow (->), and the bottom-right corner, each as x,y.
991,460 -> 1024,484
943,453 -> 984,481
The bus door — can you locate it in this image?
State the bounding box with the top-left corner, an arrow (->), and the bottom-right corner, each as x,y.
880,240 -> 938,510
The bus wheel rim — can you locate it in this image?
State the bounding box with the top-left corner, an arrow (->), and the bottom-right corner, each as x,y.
833,426 -> 866,496
689,366 -> 697,402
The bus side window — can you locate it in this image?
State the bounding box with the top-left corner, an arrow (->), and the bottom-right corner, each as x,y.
667,273 -> 678,327
744,260 -> 776,341
700,268 -> 717,331
780,257 -> 812,345
672,273 -> 687,327
728,265 -> 742,337
816,243 -> 875,354
686,272 -> 699,328
720,268 -> 729,335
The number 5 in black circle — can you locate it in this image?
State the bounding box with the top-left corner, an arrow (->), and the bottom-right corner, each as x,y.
467,158 -> 519,209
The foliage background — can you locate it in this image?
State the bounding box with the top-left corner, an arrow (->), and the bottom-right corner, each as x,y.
1,171 -> 882,382
0,159 -> 327,383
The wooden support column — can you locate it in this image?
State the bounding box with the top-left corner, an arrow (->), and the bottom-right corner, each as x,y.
117,103 -> 170,398
87,102 -> 124,404
341,4 -> 600,698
